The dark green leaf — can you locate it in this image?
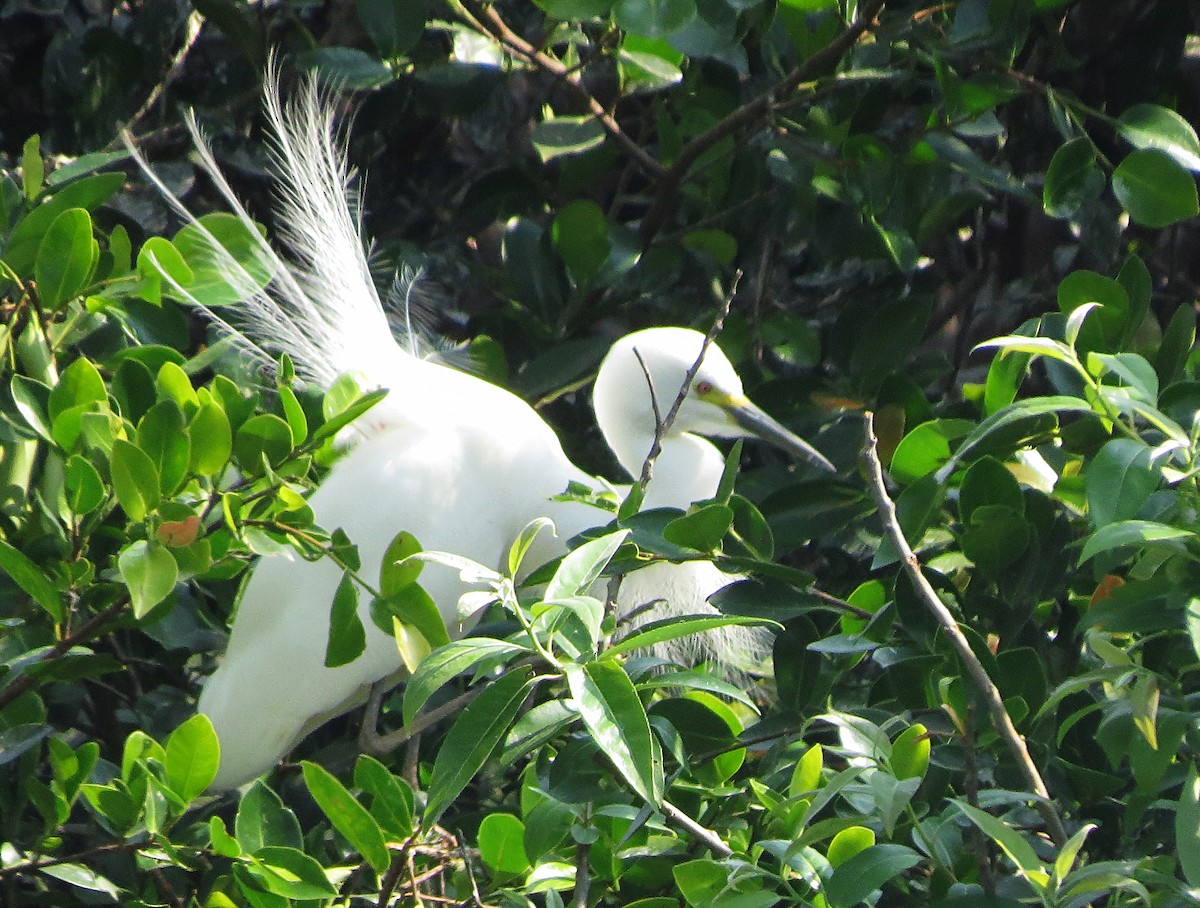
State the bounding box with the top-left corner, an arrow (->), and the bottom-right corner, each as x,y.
1043,137 -> 1103,218
118,540 -> 177,618
425,668 -> 534,824
137,400 -> 190,494
478,812 -> 530,875
325,572 -> 366,668
249,845 -> 338,899
1112,149 -> 1199,229
565,660 -> 662,805
403,638 -> 529,724
110,438 -> 161,522
1117,103 -> 1200,171
824,844 -> 922,907
301,761 -> 391,872
236,780 -> 303,852
0,538 -> 63,620
35,208 -> 96,309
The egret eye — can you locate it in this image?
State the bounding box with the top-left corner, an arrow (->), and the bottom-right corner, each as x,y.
696,380 -> 714,396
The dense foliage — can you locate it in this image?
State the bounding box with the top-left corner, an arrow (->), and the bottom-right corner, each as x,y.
3,0 -> 1200,905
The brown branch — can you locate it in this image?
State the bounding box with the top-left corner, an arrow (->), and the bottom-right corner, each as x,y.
640,0 -> 886,244
455,0 -> 666,179
860,412 -> 1068,846
631,274 -> 740,497
661,800 -> 732,857
0,595 -> 128,711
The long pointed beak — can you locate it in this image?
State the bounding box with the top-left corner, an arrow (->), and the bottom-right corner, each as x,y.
728,399 -> 836,473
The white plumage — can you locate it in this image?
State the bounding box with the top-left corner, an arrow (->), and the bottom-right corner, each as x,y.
130,67 -> 835,791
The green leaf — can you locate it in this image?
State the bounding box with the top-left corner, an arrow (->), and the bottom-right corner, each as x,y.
552,199 -> 610,286
311,387 -> 388,444
891,723 -> 930,780
110,438 -> 161,522
959,456 -> 1023,525
35,208 -> 96,309
1112,149 -> 1199,229
604,614 -> 772,660
379,529 -> 423,594
535,0 -> 612,18
354,755 -> 414,839
478,812 -> 531,875
233,413 -> 294,471
1176,764 -> 1200,887
356,0 -> 426,55
0,538 -> 63,620
827,826 -> 875,868
531,117 -> 606,162
64,454 -> 105,515
5,173 -> 125,276
373,582 -> 450,663
188,399 -> 233,474
614,0 -> 696,36
425,667 -> 534,824
824,843 -> 921,907
1086,439 -> 1157,530
136,236 -> 194,306
11,374 -> 54,441
889,419 -> 972,484
1079,520 -> 1193,563
1117,103 -> 1200,172
1043,138 -> 1103,218
508,517 -> 556,577
236,780 -> 303,852
209,816 -> 242,857
118,540 -> 178,618
325,572 -> 366,668
301,762 -> 391,873
663,504 -> 734,552
137,400 -> 190,495
171,212 -> 274,307
22,134 -> 43,198
403,638 -> 529,725
249,845 -> 338,899
961,505 -> 1030,579
49,357 -> 106,424
565,660 -> 662,805
164,713 -> 220,801
545,529 -> 629,599
954,802 -> 1046,884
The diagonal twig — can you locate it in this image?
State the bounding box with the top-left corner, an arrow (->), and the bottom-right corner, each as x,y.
860,412 -> 1067,846
640,0 -> 886,244
630,272 -> 741,497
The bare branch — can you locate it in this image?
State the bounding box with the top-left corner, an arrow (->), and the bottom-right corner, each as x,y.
631,272 -> 741,497
859,412 -> 1068,846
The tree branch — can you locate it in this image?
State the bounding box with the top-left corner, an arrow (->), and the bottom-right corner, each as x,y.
640,0 -> 886,244
454,0 -> 666,179
859,412 -> 1068,846
0,595 -> 128,711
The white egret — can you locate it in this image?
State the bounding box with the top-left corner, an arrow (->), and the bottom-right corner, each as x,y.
130,69 -> 835,791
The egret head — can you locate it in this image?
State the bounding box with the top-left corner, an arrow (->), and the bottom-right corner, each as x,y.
594,327 -> 835,478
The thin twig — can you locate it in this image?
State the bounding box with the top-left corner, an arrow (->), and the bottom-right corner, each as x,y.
361,684 -> 485,756
571,839 -> 591,908
661,800 -> 733,858
631,273 -> 741,497
0,595 -> 128,711
127,11 -> 204,130
860,412 -> 1068,846
454,0 -> 666,179
640,0 -> 886,244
